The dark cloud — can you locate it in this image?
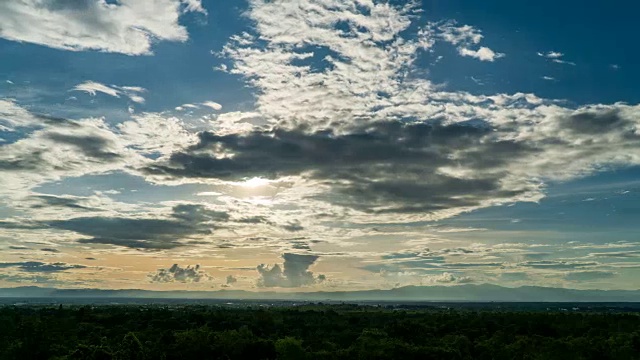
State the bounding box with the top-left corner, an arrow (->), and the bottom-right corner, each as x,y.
564,109 -> 634,135
564,271 -> 617,281
40,247 -> 60,253
0,118 -> 121,172
257,253 -> 325,287
520,252 -> 552,260
142,105 -> 640,217
499,272 -> 530,281
144,120 -> 534,214
149,264 -> 212,283
237,216 -> 304,232
43,0 -> 95,11
44,133 -> 120,160
588,250 -> 640,259
0,150 -> 47,171
8,245 -> 30,250
290,240 -> 311,250
31,195 -> 95,211
441,262 -> 503,268
238,216 -> 273,225
34,113 -> 80,127
519,260 -> 598,270
0,221 -> 40,230
46,204 -> 226,250
146,121 -> 490,180
0,202 -> 234,251
0,261 -> 86,272
281,221 -> 304,232
171,204 -> 230,222
226,275 -> 237,285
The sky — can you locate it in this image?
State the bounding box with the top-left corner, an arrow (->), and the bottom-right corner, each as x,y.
1,0 -> 640,293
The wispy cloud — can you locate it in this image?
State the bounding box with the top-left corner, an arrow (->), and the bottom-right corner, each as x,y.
72,81 -> 147,103
538,51 -> 576,65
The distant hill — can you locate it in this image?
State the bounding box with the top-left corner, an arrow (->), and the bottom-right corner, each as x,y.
2,284 -> 639,302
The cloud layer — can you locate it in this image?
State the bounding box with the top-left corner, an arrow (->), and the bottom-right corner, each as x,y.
1,0 -> 639,292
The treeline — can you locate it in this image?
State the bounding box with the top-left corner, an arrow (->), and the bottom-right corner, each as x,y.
0,304 -> 639,359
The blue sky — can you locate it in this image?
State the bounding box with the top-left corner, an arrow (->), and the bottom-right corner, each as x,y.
1,0 -> 639,292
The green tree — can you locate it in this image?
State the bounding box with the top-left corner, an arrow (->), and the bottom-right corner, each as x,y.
275,337 -> 306,360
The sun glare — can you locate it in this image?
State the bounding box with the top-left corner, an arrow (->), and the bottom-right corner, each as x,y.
239,177 -> 270,188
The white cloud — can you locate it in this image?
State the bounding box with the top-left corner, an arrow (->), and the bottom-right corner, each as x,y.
202,101 -> 223,111
0,0 -> 205,55
552,59 -> 576,66
458,46 -> 505,62
175,103 -> 200,111
542,76 -> 556,81
73,81 -> 121,98
117,113 -> 197,156
423,272 -> 473,284
175,102 -> 222,111
538,51 -> 564,59
0,99 -> 42,131
538,51 -> 575,66
72,81 -> 147,103
181,0 -> 207,15
436,21 -> 504,62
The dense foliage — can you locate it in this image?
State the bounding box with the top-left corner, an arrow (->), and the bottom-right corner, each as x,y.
1,304 -> 639,359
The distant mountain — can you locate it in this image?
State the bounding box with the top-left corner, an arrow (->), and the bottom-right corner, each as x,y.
1,284 -> 639,302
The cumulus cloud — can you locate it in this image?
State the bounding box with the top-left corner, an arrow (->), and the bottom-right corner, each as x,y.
226,275 -> 237,284
458,46 -> 504,62
257,253 -> 325,287
0,0 -> 205,55
150,264 -> 212,283
423,272 -> 473,284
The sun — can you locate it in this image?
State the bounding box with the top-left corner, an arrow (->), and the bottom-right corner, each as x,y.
239,177 -> 270,188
